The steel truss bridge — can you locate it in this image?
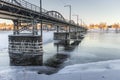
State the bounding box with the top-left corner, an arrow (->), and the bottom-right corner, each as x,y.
0,0 -> 87,65
0,0 -> 86,35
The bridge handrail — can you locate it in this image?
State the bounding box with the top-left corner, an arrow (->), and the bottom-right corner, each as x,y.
1,0 -> 47,13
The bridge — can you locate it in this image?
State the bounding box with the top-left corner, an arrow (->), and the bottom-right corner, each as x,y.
0,0 -> 87,65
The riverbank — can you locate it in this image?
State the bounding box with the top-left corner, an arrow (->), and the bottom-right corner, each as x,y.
1,59 -> 120,80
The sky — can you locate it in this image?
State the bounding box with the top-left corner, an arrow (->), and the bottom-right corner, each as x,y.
1,0 -> 120,25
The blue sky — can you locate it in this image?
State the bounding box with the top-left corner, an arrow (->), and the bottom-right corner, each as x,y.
1,0 -> 120,25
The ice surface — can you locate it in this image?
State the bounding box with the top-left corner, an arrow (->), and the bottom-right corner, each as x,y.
0,31 -> 12,53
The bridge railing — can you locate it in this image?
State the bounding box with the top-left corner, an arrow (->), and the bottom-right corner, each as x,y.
1,0 -> 48,13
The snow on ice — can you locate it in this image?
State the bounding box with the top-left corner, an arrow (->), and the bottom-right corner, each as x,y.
1,60 -> 120,80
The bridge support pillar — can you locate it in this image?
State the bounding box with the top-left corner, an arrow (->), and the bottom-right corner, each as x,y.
9,19 -> 43,66
54,26 -> 70,45
32,20 -> 38,35
13,20 -> 19,35
57,26 -> 59,32
9,35 -> 43,66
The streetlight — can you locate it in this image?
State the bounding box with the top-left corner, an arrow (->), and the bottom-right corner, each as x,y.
73,15 -> 79,25
40,0 -> 42,37
64,5 -> 71,23
64,5 -> 71,32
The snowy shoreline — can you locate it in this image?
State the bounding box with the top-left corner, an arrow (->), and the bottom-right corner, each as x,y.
1,59 -> 120,80
58,59 -> 120,74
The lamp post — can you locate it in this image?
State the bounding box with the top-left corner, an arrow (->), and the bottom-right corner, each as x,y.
64,5 -> 71,32
64,5 -> 71,23
73,15 -> 79,25
40,0 -> 43,37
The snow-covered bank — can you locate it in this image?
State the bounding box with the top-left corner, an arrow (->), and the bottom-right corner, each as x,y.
1,60 -> 120,80
58,59 -> 120,74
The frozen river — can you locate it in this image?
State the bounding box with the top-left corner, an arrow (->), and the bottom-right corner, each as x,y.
0,30 -> 120,75
0,31 -> 120,66
65,31 -> 120,65
43,30 -> 120,68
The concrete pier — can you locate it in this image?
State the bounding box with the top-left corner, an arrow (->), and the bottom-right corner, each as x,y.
54,32 -> 85,40
54,32 -> 69,40
9,35 -> 43,66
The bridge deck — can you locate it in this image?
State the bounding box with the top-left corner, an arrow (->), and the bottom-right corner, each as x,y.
0,0 -> 83,28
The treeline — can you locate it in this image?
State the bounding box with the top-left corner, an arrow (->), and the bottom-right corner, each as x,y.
88,23 -> 120,30
0,23 -> 13,30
